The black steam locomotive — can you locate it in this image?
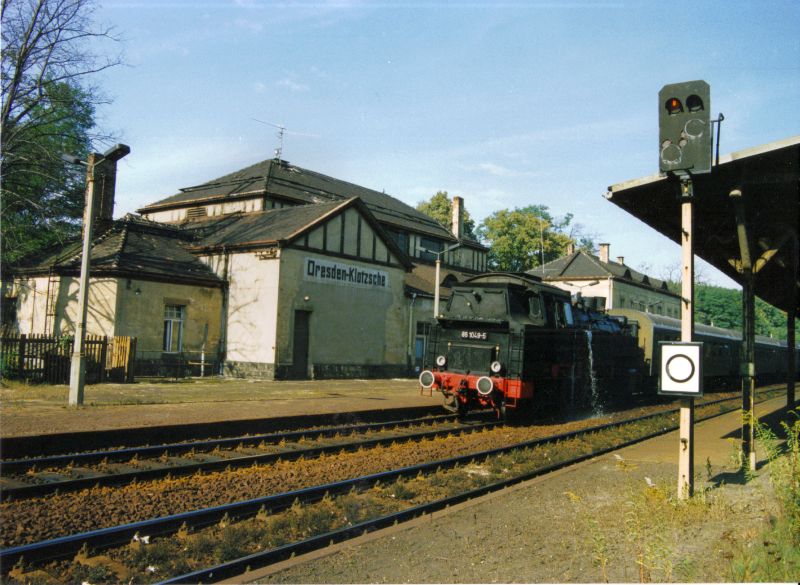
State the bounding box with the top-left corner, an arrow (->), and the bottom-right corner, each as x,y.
419,273 -> 644,418
419,273 -> 796,418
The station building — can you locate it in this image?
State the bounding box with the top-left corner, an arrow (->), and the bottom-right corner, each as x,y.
528,242 -> 681,317
2,158 -> 487,379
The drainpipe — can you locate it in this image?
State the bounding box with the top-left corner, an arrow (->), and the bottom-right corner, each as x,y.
218,246 -> 230,375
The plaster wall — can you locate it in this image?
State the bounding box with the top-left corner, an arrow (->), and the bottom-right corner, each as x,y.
224,252 -> 280,366
10,276 -> 118,336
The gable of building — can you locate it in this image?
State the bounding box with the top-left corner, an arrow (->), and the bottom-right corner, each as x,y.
185,197 -> 413,270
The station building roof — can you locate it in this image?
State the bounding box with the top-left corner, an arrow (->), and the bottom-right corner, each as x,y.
606,136 -> 799,315
12,215 -> 224,287
137,158 -> 486,250
527,249 -> 678,296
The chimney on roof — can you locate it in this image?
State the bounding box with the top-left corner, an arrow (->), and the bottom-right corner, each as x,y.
617,256 -> 625,265
81,153 -> 122,238
566,243 -> 575,255
599,243 -> 610,263
451,196 -> 464,239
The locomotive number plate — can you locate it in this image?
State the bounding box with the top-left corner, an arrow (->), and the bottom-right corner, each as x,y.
460,330 -> 488,341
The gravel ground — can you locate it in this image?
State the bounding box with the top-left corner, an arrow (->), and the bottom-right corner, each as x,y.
240,398 -> 795,584
252,456 -> 778,584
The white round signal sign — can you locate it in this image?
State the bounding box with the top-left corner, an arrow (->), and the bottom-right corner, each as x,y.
659,342 -> 703,397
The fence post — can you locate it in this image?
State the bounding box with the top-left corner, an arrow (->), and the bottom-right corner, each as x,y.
100,336 -> 108,383
128,337 -> 137,382
18,334 -> 27,379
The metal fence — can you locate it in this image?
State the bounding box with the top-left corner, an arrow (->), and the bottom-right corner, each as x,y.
134,349 -> 219,379
0,334 -> 137,384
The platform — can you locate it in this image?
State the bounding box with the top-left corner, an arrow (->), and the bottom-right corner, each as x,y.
0,378 -> 438,439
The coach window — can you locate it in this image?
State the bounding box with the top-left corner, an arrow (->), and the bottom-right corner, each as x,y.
163,304 -> 185,352
528,293 -> 542,319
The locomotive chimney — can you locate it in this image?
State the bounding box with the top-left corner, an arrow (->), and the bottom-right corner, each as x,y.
599,243 -> 610,263
451,196 -> 464,239
617,256 -> 625,265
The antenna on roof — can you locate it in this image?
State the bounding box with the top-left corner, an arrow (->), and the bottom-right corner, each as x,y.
252,118 -> 285,160
251,118 -> 319,162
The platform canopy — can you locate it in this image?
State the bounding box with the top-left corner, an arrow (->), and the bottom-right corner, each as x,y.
606,136 -> 800,315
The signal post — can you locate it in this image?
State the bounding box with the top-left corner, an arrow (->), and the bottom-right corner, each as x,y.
658,80 -> 712,499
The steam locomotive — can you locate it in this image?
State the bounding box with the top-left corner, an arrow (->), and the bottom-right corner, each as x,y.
419,273 -> 795,418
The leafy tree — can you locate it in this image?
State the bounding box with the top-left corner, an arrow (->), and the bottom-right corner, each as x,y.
416,191 -> 476,238
1,0 -> 122,265
476,205 -> 588,272
691,282 -> 792,341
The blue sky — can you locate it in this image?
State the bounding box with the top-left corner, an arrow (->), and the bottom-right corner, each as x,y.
95,0 -> 799,287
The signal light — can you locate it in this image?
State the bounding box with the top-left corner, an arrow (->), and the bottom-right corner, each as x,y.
658,80 -> 711,174
665,97 -> 683,115
686,94 -> 704,112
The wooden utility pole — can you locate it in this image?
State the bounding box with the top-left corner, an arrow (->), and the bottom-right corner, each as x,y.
678,177 -> 695,500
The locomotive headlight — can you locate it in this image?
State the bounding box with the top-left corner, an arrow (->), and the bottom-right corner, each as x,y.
436,355 -> 447,367
490,361 -> 503,374
419,370 -> 436,388
476,376 -> 494,396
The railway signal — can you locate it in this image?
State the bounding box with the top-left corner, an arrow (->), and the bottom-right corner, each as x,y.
659,80 -> 712,174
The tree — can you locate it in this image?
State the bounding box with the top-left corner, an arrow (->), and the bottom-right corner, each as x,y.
477,205 -> 585,272
1,0 -> 122,265
416,191 -> 476,238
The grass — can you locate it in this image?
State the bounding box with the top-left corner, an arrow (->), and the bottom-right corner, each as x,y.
729,412 -> 800,581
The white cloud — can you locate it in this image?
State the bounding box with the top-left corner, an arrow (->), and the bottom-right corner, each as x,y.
233,18 -> 264,32
277,78 -> 309,93
476,162 -> 538,178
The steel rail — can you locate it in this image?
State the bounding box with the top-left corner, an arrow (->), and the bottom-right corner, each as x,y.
1,419 -> 495,500
160,394 -> 771,584
0,414 -> 457,474
0,394 -> 746,572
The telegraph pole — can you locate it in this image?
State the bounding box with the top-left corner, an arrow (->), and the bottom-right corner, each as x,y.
64,144 -> 130,406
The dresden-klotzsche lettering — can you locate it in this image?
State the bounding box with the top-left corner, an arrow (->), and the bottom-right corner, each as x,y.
305,258 -> 388,289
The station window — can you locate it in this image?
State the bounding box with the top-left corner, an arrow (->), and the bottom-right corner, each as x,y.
163,304 -> 185,352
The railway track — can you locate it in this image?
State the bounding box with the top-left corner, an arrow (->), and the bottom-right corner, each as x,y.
1,414 -> 493,499
3,391 -> 779,584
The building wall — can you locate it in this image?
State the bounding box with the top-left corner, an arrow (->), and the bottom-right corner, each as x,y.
222,252 -> 281,378
610,280 -> 681,318
549,279 -> 680,317
276,248 -> 408,378
215,206 -> 412,379
9,276 -> 118,337
112,277 -> 223,363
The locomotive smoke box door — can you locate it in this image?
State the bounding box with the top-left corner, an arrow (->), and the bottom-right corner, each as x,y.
658,342 -> 704,397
